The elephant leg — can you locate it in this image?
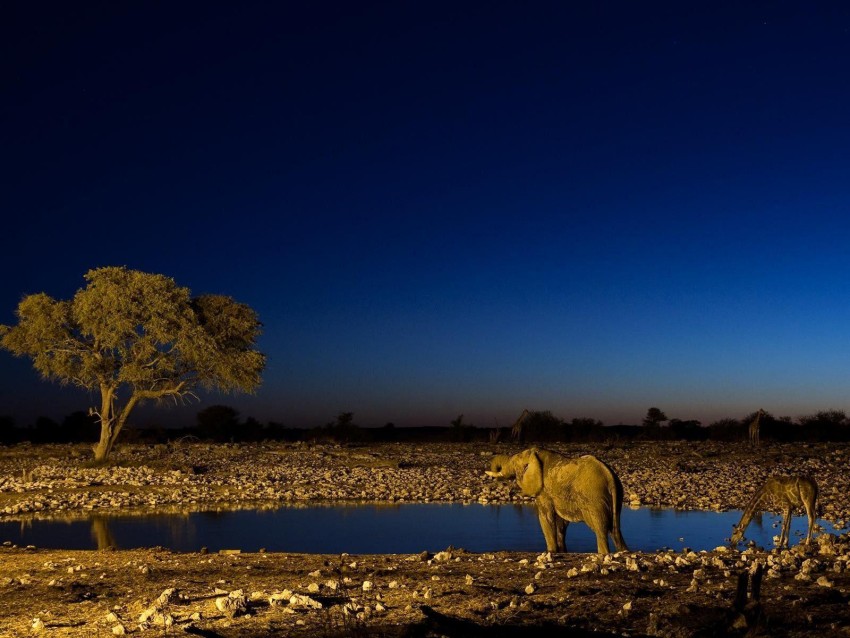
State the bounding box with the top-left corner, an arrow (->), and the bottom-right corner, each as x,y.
594,530 -> 611,555
535,500 -> 560,553
555,516 -> 568,553
586,511 -> 611,554
611,522 -> 628,552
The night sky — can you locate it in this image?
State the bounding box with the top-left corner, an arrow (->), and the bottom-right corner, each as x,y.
3,1 -> 850,429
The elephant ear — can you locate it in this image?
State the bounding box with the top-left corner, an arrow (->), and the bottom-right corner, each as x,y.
516,450 -> 544,496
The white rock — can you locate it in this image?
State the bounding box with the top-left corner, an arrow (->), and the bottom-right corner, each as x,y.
138,607 -> 157,623
289,594 -> 322,609
155,587 -> 177,606
215,591 -> 248,615
268,592 -> 289,606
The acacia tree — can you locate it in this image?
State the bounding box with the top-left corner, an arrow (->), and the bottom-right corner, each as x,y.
642,407 -> 668,428
196,404 -> 241,441
0,267 -> 266,461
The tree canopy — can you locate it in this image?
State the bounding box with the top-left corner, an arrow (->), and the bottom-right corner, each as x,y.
196,404 -> 242,441
642,407 -> 668,427
0,266 -> 265,460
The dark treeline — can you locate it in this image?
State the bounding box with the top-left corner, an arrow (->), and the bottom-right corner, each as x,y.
1,407 -> 850,446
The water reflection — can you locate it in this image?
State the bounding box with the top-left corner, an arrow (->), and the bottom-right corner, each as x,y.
0,505 -> 838,554
90,516 -> 116,550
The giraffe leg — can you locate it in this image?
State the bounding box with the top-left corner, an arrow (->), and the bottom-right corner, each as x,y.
780,507 -> 792,548
803,499 -> 816,545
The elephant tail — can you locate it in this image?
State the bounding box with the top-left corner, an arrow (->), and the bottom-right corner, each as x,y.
606,463 -> 628,552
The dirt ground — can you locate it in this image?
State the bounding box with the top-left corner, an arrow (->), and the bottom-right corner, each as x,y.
1,441 -> 849,637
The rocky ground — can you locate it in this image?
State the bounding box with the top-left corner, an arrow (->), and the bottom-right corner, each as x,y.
0,440 -> 849,637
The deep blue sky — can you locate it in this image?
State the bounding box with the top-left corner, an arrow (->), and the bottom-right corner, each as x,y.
2,1 -> 850,429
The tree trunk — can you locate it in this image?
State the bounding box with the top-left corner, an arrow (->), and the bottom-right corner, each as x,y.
91,386 -> 139,463
92,385 -> 115,462
93,418 -> 115,463
91,385 -> 168,461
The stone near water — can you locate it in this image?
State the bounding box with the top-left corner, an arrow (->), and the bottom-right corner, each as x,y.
215,590 -> 248,616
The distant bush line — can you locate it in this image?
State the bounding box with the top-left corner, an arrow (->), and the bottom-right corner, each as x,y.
2,408 -> 850,446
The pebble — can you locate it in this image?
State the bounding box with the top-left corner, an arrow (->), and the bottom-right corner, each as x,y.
268,591 -> 292,606
215,590 -> 248,616
289,594 -> 322,609
0,442 -> 845,526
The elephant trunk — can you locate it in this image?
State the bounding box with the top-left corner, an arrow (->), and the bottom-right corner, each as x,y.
485,454 -> 515,479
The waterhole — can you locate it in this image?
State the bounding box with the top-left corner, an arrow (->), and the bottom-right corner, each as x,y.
0,505 -> 834,553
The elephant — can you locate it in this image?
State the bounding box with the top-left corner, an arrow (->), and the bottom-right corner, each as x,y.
486,448 -> 628,554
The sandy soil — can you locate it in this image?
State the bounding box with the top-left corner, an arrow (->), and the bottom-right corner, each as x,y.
1,441 -> 849,637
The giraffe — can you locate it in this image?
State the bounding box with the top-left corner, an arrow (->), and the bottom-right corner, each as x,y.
749,408 -> 765,448
510,409 -> 530,442
730,475 -> 819,548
